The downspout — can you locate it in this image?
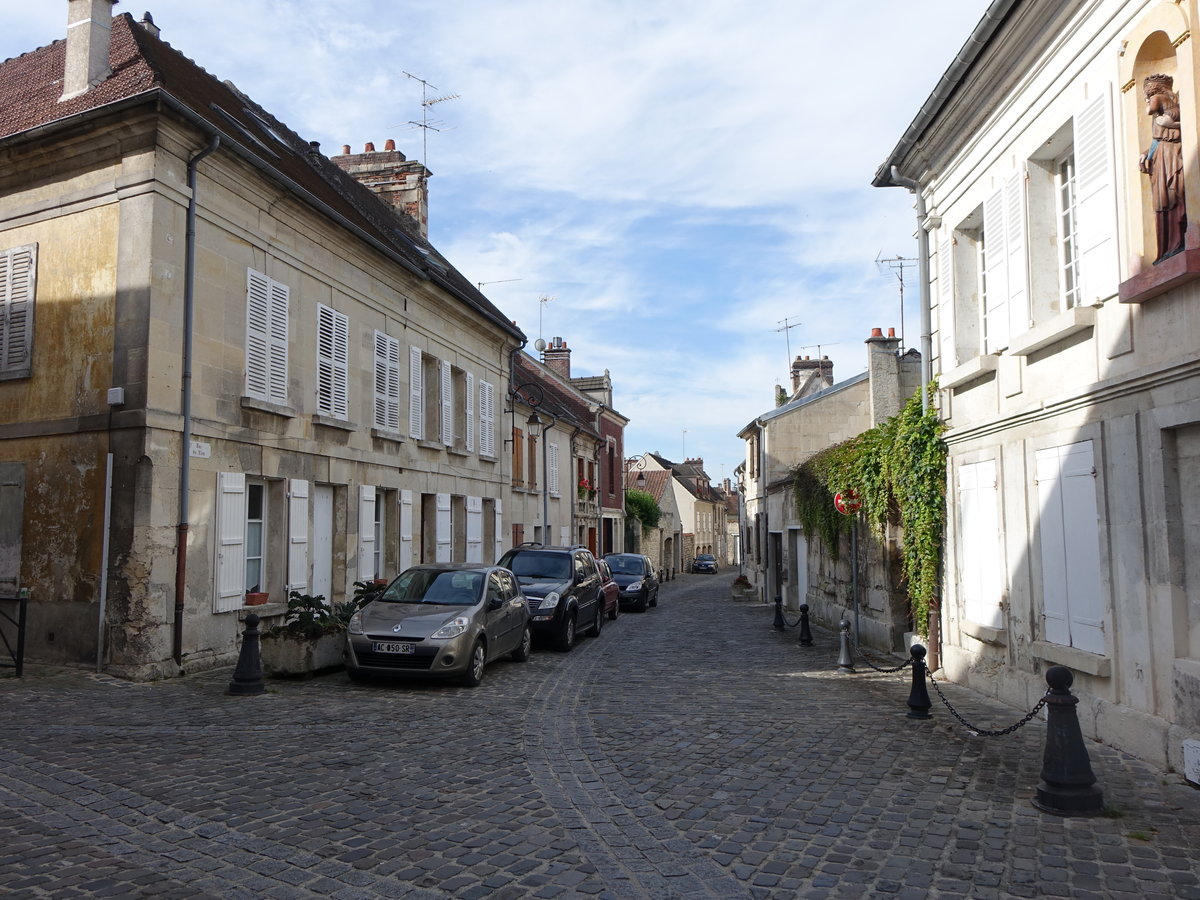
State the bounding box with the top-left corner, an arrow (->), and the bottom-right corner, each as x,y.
889,167 -> 933,412
173,133 -> 220,665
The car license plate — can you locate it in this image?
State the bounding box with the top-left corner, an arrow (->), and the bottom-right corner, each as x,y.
372,641 -> 415,654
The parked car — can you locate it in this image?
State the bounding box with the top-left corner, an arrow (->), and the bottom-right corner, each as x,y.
344,564 -> 532,687
497,544 -> 604,650
691,553 -> 718,574
596,558 -> 620,621
602,553 -> 659,612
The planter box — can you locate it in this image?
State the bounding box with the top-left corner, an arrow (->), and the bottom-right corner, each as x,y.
731,586 -> 756,602
260,630 -> 344,678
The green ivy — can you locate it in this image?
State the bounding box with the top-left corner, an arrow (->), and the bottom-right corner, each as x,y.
625,489 -> 661,529
791,386 -> 946,633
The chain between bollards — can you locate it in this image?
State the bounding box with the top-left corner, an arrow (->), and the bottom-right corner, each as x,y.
927,669 -> 1047,737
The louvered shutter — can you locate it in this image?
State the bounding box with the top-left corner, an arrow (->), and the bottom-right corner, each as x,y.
982,188 -> 1009,353
0,245 -> 35,377
479,380 -> 495,457
958,461 -> 1002,628
287,479 -> 309,592
409,347 -> 423,439
440,359 -> 453,446
1074,89 -> 1119,305
267,279 -> 289,404
493,498 -> 504,562
466,372 -> 475,452
358,485 -> 376,581
466,496 -> 483,563
374,331 -> 400,431
435,492 -> 452,562
549,442 -> 560,495
399,490 -> 414,572
317,304 -> 348,419
937,236 -> 955,370
215,472 -> 247,612
245,270 -> 271,400
1004,171 -> 1029,341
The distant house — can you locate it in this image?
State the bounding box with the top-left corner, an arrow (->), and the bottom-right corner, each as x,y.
623,457 -> 682,577
642,453 -> 727,570
737,330 -> 920,648
0,3 -> 524,677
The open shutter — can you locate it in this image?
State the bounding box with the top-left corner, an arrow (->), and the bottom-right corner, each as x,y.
245,271 -> 271,400
1074,89 -> 1119,304
267,279 -> 289,404
466,496 -> 483,563
466,372 -> 475,453
958,461 -> 1003,628
399,490 -> 414,573
317,304 -> 348,419
982,188 -> 1009,353
435,492 -> 452,563
494,498 -> 504,562
440,359 -> 453,446
358,485 -> 376,581
374,331 -> 400,432
215,472 -> 246,612
937,235 -> 955,370
0,244 -> 35,377
287,479 -> 309,592
549,442 -> 560,495
409,347 -> 423,439
479,380 -> 495,457
1004,171 -> 1029,341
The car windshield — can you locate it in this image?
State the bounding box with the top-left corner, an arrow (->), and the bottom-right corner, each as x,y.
500,550 -> 571,581
605,556 -> 641,575
380,569 -> 483,605
697,555 -> 715,562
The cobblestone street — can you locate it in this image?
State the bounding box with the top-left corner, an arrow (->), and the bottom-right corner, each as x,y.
2,572 -> 1198,899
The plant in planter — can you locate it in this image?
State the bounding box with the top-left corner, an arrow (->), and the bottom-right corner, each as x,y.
731,574 -> 756,601
259,590 -> 362,677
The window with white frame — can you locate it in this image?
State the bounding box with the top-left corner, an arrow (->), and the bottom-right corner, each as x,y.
215,472 -> 275,611
373,331 -> 401,432
0,243 -> 36,380
316,303 -> 349,419
245,269 -> 289,404
478,379 -> 496,457
1056,153 -> 1082,310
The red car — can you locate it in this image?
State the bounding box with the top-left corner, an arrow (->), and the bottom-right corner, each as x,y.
596,558 -> 620,621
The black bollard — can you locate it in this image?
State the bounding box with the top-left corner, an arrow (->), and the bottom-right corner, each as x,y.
906,644 -> 932,719
227,613 -> 266,696
798,604 -> 813,647
836,619 -> 855,673
773,596 -> 785,630
1032,666 -> 1104,816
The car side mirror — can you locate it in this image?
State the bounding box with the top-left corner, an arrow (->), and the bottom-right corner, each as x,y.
488,597 -> 504,611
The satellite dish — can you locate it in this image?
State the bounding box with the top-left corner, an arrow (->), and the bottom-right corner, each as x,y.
534,338 -> 547,352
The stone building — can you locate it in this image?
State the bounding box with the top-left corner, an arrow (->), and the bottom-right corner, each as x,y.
0,3 -> 523,677
874,0 -> 1200,772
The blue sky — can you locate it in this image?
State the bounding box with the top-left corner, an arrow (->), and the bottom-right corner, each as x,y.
6,0 -> 991,486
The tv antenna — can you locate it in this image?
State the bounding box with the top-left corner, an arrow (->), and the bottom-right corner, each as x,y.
476,278 -> 522,291
875,253 -> 917,351
797,343 -> 839,380
402,71 -> 459,166
773,314 -> 803,370
538,295 -> 556,343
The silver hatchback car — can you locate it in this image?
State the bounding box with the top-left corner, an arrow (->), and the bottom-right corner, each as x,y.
344,564 -> 532,686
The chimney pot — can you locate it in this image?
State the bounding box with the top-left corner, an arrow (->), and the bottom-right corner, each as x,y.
341,144 -> 350,155
364,142 -> 376,152
138,11 -> 160,38
888,327 -> 896,338
384,139 -> 396,151
870,327 -> 884,338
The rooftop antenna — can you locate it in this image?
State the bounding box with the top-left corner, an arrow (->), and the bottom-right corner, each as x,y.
774,314 -> 803,375
402,71 -> 459,167
797,343 -> 839,381
875,252 -> 917,351
477,278 -> 523,291
538,295 -> 556,344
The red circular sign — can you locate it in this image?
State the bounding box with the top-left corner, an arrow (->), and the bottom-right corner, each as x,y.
834,490 -> 862,515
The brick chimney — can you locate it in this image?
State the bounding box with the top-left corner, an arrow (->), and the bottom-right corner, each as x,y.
790,355 -> 833,394
542,336 -> 571,379
61,0 -> 116,102
866,327 -> 904,425
331,140 -> 430,239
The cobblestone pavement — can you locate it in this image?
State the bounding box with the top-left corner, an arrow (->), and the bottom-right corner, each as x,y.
2,573 -> 1199,899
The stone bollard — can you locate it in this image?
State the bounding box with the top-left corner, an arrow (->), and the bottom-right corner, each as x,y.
227,613 -> 266,696
773,596 -> 785,631
906,644 -> 932,719
836,620 -> 855,673
1032,666 -> 1104,816
798,604 -> 813,647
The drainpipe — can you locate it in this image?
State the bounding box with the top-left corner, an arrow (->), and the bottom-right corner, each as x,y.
887,166 -> 932,412
173,134 -> 220,665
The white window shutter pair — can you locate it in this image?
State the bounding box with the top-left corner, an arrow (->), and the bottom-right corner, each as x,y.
245,269 -> 289,404
0,244 -> 36,377
317,303 -> 349,419
373,331 -> 401,432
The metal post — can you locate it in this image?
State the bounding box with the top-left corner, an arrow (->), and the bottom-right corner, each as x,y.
837,619 -> 855,673
773,596 -> 785,630
1033,666 -> 1104,816
906,644 -> 932,719
227,613 -> 265,696
798,603 -> 813,647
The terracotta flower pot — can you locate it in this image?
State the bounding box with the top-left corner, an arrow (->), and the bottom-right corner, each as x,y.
245,591 -> 269,606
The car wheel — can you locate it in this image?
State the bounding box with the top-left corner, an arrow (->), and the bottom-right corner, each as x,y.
590,601 -> 603,637
461,640 -> 486,687
649,587 -> 658,608
554,613 -> 576,651
635,593 -> 648,613
511,624 -> 532,662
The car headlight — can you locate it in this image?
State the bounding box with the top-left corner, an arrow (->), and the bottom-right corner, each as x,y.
627,580 -> 642,592
348,610 -> 364,635
538,591 -> 561,610
432,617 -> 470,639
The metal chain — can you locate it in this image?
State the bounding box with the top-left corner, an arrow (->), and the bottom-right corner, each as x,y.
926,670 -> 1047,737
849,635 -> 912,673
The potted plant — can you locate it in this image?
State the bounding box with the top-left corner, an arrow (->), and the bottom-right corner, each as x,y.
244,591 -> 269,606
731,574 -> 755,601
258,590 -> 360,677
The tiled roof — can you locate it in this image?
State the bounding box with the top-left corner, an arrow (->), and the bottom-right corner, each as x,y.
0,14 -> 523,340
512,352 -> 600,436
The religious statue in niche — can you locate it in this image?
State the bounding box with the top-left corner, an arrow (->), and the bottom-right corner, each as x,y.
1139,73 -> 1186,262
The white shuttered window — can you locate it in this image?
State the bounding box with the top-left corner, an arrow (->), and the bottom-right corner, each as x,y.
245,269 -> 289,404
958,460 -> 1003,629
409,347 -> 424,439
373,331 -> 401,432
316,304 -> 349,419
0,244 -> 36,379
479,380 -> 496,457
